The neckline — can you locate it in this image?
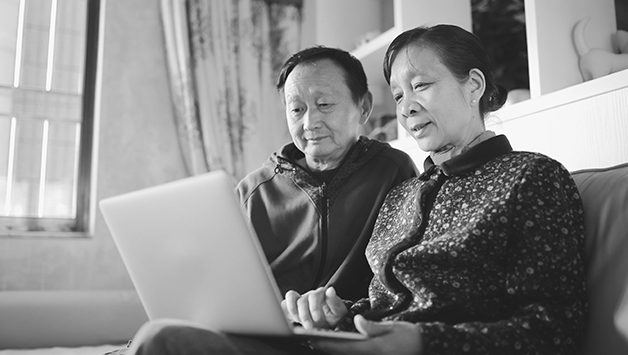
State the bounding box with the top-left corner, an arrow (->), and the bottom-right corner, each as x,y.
423,135 -> 513,176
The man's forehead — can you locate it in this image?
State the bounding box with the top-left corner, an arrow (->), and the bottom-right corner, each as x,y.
285,62 -> 346,93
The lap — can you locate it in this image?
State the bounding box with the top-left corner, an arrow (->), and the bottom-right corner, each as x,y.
127,319 -> 324,355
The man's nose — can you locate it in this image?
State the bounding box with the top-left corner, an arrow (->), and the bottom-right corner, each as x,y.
303,109 -> 323,130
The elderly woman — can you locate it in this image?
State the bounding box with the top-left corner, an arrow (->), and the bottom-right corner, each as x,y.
126,25 -> 587,355
283,24 -> 588,355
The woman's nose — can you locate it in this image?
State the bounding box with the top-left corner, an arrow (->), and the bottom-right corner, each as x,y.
399,97 -> 420,118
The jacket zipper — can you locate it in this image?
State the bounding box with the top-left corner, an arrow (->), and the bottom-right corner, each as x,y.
312,182 -> 328,289
274,160 -> 330,290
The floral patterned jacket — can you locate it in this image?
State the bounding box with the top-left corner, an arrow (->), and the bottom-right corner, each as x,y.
339,135 -> 588,354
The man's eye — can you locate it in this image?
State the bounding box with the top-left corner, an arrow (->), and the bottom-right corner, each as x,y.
318,103 -> 336,112
393,94 -> 402,103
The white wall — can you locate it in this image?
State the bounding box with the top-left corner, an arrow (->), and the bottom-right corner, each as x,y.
300,0 -> 391,50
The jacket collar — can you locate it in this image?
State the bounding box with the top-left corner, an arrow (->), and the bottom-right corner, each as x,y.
270,136 -> 387,177
424,135 -> 513,176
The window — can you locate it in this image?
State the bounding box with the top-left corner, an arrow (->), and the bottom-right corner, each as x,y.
0,0 -> 100,237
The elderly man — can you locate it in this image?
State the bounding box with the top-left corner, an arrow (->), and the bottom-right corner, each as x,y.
236,46 -> 418,301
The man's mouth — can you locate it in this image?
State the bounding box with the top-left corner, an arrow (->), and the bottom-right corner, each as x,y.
305,136 -> 326,142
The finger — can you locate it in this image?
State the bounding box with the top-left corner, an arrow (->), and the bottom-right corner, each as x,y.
280,299 -> 292,322
308,287 -> 328,324
325,287 -> 347,317
283,290 -> 301,323
354,315 -> 394,337
296,293 -> 314,329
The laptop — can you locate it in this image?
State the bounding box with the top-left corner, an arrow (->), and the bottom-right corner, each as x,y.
99,170 -> 366,340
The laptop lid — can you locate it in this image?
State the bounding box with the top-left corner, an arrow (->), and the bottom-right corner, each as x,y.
99,170 -> 365,340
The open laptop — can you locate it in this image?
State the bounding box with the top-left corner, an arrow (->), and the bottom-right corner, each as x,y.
99,170 -> 366,340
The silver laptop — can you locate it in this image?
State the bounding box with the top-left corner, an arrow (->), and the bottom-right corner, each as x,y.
99,170 -> 365,340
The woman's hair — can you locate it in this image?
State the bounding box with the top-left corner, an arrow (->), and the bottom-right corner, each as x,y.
383,24 -> 507,117
276,46 -> 369,105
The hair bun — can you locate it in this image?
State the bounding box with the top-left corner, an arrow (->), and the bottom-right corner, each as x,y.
488,84 -> 508,111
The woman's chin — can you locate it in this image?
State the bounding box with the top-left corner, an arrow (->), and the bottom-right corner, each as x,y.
414,138 -> 437,153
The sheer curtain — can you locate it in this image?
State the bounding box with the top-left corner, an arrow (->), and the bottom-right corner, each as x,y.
160,0 -> 302,179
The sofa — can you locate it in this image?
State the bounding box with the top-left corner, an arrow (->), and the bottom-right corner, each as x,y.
572,162 -> 628,354
0,163 -> 627,354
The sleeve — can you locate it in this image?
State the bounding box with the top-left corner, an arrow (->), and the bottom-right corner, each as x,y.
334,297 -> 371,332
417,158 -> 588,354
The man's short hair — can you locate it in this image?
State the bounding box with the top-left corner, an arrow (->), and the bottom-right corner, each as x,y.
276,46 -> 369,104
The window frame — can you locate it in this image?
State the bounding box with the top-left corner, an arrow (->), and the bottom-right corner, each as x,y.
0,0 -> 102,238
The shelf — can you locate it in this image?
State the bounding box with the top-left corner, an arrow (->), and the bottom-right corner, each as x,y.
492,68 -> 628,122
351,26 -> 399,88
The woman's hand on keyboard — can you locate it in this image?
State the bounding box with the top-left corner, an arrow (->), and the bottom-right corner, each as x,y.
282,286 -> 348,330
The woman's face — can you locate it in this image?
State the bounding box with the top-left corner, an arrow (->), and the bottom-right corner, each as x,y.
389,43 -> 485,153
283,59 -> 370,171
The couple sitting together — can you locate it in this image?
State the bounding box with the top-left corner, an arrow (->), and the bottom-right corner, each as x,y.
121,24 -> 588,355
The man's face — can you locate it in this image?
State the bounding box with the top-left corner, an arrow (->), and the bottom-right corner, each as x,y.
283,59 -> 369,171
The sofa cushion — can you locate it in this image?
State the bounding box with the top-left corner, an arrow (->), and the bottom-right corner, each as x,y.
571,162 -> 628,354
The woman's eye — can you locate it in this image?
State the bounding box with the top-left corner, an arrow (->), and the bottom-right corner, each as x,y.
413,82 -> 430,90
393,94 -> 402,103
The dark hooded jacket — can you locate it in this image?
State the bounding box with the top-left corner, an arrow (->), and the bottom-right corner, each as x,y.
236,136 -> 418,300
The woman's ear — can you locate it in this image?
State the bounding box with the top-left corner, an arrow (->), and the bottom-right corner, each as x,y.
468,68 -> 486,105
359,91 -> 374,124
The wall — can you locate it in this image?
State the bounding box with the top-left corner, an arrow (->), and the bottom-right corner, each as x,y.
300,0 -> 391,51
0,0 -> 187,291
489,81 -> 628,171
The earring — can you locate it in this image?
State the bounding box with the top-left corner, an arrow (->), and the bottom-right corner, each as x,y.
471,99 -> 477,105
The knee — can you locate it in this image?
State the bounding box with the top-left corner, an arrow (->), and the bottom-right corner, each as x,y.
128,319 -> 195,354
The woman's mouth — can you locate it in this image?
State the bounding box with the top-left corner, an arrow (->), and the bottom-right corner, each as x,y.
410,122 -> 431,132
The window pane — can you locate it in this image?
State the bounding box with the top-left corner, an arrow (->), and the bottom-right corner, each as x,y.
11,117 -> 43,217
13,88 -> 82,122
43,120 -> 79,218
0,86 -> 13,114
53,0 -> 87,94
19,0 -> 52,90
0,116 -> 12,216
0,0 -> 20,87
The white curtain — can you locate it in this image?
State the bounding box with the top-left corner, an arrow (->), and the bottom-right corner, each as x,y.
160,0 -> 302,179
